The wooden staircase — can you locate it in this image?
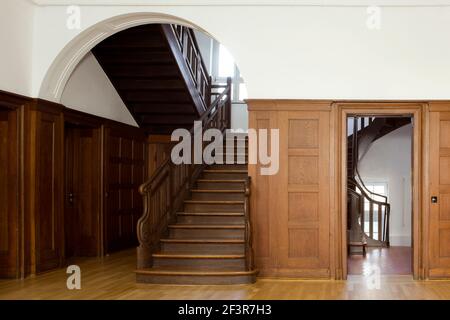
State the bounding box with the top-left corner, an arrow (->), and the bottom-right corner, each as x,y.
92,24 -> 212,134
136,138 -> 257,284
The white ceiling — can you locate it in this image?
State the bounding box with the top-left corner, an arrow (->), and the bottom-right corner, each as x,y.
27,0 -> 450,7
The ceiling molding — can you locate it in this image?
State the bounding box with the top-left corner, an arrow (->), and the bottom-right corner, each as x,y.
27,0 -> 450,8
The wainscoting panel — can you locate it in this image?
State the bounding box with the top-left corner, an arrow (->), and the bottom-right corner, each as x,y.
248,101 -> 332,278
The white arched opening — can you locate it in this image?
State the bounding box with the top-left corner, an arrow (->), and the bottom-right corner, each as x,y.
38,12 -> 219,103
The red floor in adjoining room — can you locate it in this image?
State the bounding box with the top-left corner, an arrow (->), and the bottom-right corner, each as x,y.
348,246 -> 412,275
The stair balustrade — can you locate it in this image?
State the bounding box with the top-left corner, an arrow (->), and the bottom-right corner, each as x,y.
136,79 -> 255,270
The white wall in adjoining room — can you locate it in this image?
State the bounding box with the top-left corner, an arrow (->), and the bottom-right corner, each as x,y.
0,0 -> 35,96
61,52 -> 138,126
358,123 -> 413,247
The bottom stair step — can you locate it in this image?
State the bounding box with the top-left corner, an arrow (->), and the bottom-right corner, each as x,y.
152,253 -> 246,270
136,267 -> 258,285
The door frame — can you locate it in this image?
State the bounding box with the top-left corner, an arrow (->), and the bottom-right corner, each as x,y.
334,102 -> 426,280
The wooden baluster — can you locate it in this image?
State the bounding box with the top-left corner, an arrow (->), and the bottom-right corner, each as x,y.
369,201 -> 373,239
378,204 -> 382,241
360,194 -> 365,234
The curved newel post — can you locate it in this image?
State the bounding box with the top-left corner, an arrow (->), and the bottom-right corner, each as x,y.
244,176 -> 254,271
137,182 -> 154,269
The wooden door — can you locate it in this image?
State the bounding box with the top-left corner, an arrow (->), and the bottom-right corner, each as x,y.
0,109 -> 19,278
429,110 -> 450,278
64,126 -> 101,258
277,111 -> 331,277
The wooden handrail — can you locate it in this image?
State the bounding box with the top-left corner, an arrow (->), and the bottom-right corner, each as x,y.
162,24 -> 212,114
136,78 -> 233,269
348,178 -> 390,246
353,169 -> 388,203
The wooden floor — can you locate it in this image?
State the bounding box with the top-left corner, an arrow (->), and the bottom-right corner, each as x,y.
348,247 -> 412,275
1,249 -> 450,300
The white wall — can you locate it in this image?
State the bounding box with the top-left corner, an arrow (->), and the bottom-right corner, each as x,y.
5,2 -> 450,110
61,52 -> 137,126
22,2 -> 450,101
0,0 -> 35,96
358,124 -> 413,246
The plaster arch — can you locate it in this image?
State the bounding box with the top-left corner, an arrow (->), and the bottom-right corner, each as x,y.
38,12 -> 229,103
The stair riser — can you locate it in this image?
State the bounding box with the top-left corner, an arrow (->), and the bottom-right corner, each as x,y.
161,243 -> 245,254
201,172 -> 248,180
177,215 -> 245,225
176,215 -> 245,225
207,164 -> 248,170
169,228 -> 244,239
196,182 -> 245,190
136,273 -> 256,285
211,156 -> 248,164
153,257 -> 245,270
190,192 -> 245,201
184,203 -> 244,212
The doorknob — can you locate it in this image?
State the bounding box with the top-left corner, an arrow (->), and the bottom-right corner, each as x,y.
68,193 -> 74,204
431,196 -> 438,203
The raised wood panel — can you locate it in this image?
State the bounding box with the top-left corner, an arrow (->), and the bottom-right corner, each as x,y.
288,229 -> 319,258
35,111 -> 64,273
279,111 -> 330,274
0,108 -> 19,278
288,156 -> 319,185
248,111 -> 277,270
288,119 -> 318,148
105,128 -> 146,253
288,193 -> 318,223
429,110 -> 450,278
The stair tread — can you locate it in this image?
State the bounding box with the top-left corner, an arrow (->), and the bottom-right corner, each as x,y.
136,267 -> 257,276
153,253 -> 245,259
203,169 -> 248,173
177,212 -> 244,216
190,189 -> 244,193
184,200 -> 244,204
168,224 -> 245,229
197,179 -> 246,182
161,238 -> 244,243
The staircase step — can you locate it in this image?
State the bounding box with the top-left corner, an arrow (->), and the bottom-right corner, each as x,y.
176,212 -> 245,224
183,200 -> 245,212
136,267 -> 257,285
168,224 -> 245,239
190,189 -> 245,201
161,241 -> 244,254
207,164 -> 248,170
201,169 -> 248,180
196,179 -> 246,190
151,253 -> 246,270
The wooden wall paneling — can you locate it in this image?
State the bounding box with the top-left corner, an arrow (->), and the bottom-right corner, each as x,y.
248,101 -> 332,279
64,125 -> 102,257
248,109 -> 278,276
428,104 -> 450,278
0,107 -> 19,278
147,135 -> 173,178
277,110 -> 331,278
104,126 -> 146,253
32,102 -> 64,273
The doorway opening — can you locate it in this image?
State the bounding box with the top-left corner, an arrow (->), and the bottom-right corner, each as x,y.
345,115 -> 414,277
64,122 -> 102,260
